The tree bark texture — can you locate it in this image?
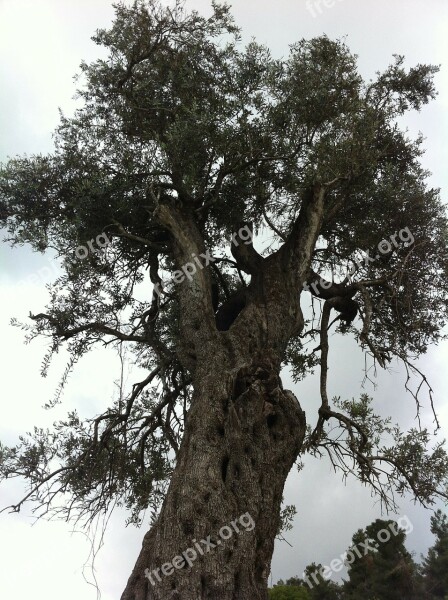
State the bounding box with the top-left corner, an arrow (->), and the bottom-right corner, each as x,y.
121,186 -> 326,599
121,353 -> 306,600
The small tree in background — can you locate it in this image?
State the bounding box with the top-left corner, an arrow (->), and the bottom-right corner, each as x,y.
422,510 -> 448,598
302,563 -> 343,600
269,584 -> 311,600
344,519 -> 422,600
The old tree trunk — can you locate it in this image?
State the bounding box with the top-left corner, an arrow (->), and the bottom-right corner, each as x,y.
121,350 -> 306,600
1,3 -> 448,599
121,189 -> 325,599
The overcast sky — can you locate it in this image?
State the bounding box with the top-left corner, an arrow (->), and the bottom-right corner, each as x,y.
1,1 -> 447,598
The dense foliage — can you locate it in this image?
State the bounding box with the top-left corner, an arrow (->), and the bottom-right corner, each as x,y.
270,513 -> 448,600
0,0 -> 447,541
422,510 -> 448,598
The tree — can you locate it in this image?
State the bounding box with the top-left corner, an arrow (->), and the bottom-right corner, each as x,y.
285,576 -> 307,587
301,564 -> 342,600
0,1 -> 448,598
422,510 -> 448,598
343,519 -> 422,600
269,585 -> 311,600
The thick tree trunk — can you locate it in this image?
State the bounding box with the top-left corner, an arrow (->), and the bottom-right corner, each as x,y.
121,187 -> 324,599
121,353 -> 306,600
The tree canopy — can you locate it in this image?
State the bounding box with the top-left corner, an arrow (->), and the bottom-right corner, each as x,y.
269,584 -> 311,600
422,509 -> 448,598
0,0 -> 447,535
344,518 -> 421,600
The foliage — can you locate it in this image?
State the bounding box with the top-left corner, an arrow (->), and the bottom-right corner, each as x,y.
422,510 -> 448,598
269,584 -> 311,600
279,503 -> 298,534
344,519 -> 422,600
0,0 -> 447,527
306,395 -> 448,509
303,563 -> 343,600
272,514 -> 448,600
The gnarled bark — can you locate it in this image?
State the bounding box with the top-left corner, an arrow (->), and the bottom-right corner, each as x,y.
122,186 -> 326,599
121,352 -> 306,600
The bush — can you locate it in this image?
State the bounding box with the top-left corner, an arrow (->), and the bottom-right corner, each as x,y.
268,584 -> 311,600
